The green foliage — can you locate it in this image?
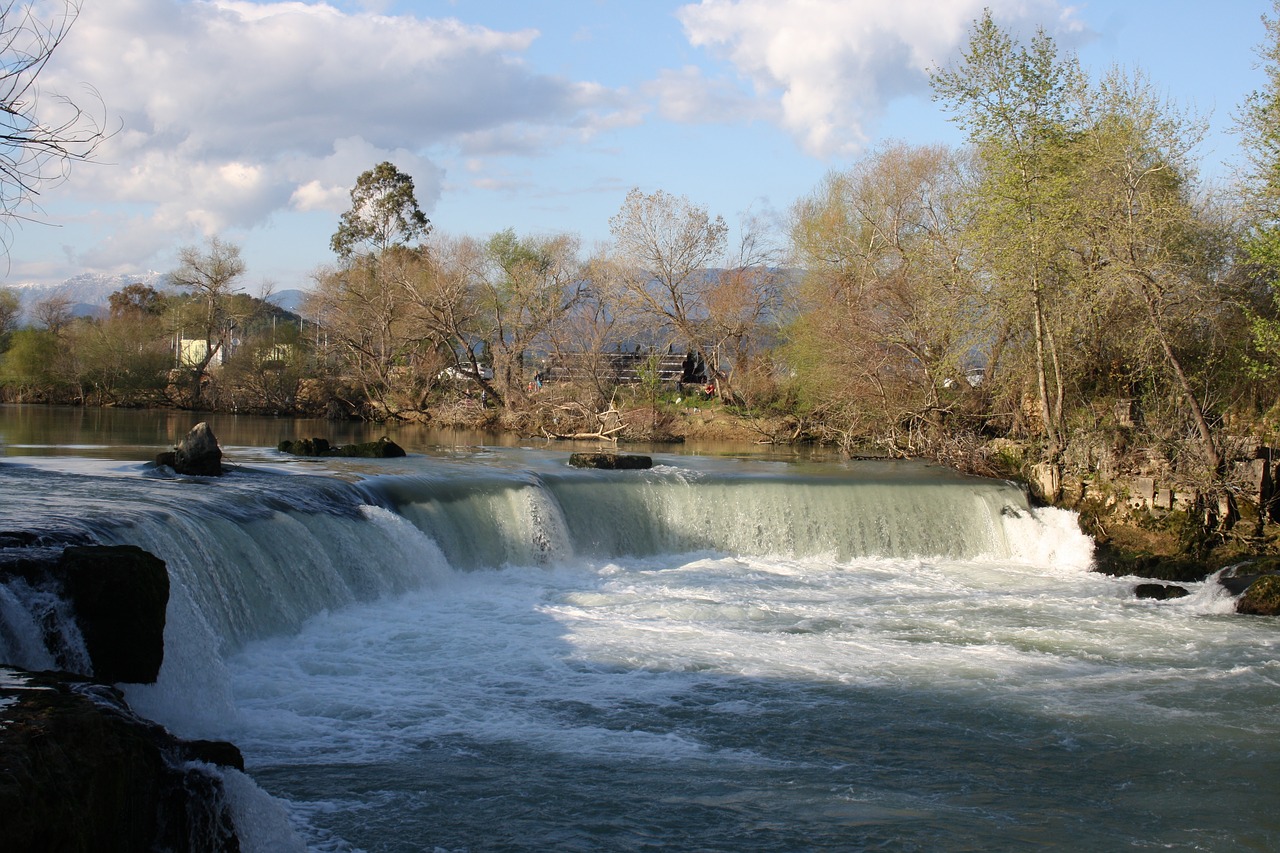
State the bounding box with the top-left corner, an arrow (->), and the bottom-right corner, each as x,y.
0,328 -> 60,391
0,287 -> 19,347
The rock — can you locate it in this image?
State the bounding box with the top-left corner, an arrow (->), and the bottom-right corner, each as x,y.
279,436 -> 406,458
1134,583 -> 1190,600
58,545 -> 169,684
0,544 -> 169,684
1236,574 -> 1280,616
0,668 -> 241,853
159,422 -> 223,476
569,452 -> 654,470
337,436 -> 406,458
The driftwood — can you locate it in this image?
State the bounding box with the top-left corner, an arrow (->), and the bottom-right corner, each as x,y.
543,403 -> 625,442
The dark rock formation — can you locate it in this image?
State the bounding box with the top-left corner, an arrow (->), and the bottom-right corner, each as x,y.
157,422 -> 224,476
1236,575 -> 1280,616
0,668 -> 241,853
568,452 -> 654,470
0,544 -> 169,683
278,436 -> 406,458
1134,583 -> 1190,601
1091,543 -> 1212,583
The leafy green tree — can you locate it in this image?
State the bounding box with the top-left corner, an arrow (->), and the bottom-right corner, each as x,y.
1073,67 -> 1229,473
1238,1 -> 1280,272
330,162 -> 431,259
479,229 -> 586,408
0,328 -> 59,399
0,286 -> 19,349
108,283 -> 166,319
932,10 -> 1085,458
1236,2 -> 1280,418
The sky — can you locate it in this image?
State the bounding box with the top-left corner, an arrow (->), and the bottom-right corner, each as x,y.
4,0 -> 1275,292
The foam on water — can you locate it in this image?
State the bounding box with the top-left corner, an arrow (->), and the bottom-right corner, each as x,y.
4,450 -> 1279,850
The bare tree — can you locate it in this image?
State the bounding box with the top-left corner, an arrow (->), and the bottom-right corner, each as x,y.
168,236 -> 247,406
0,1 -> 113,247
32,292 -> 71,332
607,187 -> 728,389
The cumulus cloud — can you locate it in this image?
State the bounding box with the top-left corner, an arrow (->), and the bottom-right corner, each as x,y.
39,0 -> 616,269
676,0 -> 1087,157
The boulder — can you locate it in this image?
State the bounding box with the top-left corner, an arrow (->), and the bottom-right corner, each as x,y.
0,544 -> 169,684
59,545 -> 169,684
0,668 -> 241,852
278,436 -> 406,458
1134,583 -> 1190,601
158,422 -> 223,476
1236,574 -> 1280,616
569,452 -> 653,470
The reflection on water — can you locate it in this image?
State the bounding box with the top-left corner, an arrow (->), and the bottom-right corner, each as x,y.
0,403 -> 831,463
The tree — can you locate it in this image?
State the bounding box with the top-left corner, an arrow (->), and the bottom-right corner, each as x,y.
308,245 -> 443,418
0,285 -> 18,347
32,292 -> 71,332
788,142 -> 977,452
606,187 -> 728,391
108,283 -> 165,319
478,229 -> 586,408
1236,2 -> 1280,418
1073,67 -> 1229,474
1238,1 -> 1280,272
0,1 -> 112,244
168,236 -> 247,406
0,327 -> 58,398
330,162 -> 431,259
932,11 -> 1085,459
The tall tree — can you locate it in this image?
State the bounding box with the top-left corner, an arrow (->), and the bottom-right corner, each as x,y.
168,236 -> 246,406
932,11 -> 1085,458
1236,1 -> 1280,413
788,142 -> 976,452
1238,1 -> 1280,272
478,229 -> 586,407
1074,68 -> 1228,474
607,187 -> 728,390
330,162 -> 431,260
0,285 -> 19,347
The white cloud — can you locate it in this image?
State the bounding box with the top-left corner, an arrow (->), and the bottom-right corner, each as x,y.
643,66 -> 774,124
676,0 -> 1087,157
38,0 -> 616,270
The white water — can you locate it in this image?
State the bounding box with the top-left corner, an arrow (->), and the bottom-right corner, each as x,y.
2,447 -> 1278,851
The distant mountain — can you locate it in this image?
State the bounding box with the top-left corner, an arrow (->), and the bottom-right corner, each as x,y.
265,288 -> 308,315
4,273 -> 311,322
6,272 -> 171,321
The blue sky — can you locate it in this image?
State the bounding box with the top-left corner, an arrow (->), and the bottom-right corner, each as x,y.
5,0 -> 1274,291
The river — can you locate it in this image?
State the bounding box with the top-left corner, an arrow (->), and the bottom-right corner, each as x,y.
1,405 -> 1276,851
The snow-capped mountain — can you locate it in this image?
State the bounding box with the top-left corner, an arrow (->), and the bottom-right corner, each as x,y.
6,272 -> 171,319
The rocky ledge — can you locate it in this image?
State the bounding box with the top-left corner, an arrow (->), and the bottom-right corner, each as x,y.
0,668 -> 243,853
0,542 -> 247,850
278,436 -> 407,458
568,452 -> 653,470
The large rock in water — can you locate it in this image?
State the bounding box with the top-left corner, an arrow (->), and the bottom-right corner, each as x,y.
0,544 -> 169,683
278,436 -> 407,458
568,452 -> 653,470
157,421 -> 224,475
0,668 -> 242,852
1236,575 -> 1280,615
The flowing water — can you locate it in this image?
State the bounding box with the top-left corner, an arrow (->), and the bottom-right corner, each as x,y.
1,406 -> 1278,851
